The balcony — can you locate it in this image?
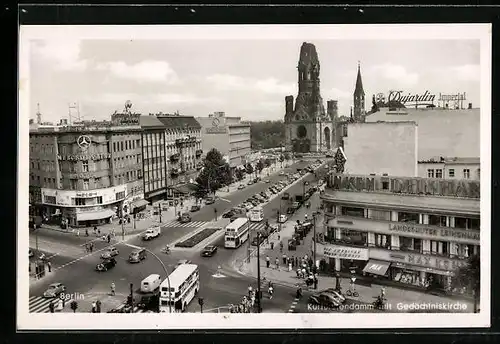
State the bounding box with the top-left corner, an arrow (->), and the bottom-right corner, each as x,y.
170,153 -> 180,162
195,149 -> 203,157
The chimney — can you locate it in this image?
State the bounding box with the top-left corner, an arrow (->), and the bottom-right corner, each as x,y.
468,103 -> 472,109
327,100 -> 338,119
285,96 -> 294,114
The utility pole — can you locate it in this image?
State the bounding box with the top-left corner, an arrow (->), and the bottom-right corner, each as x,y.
129,283 -> 134,312
256,232 -> 262,313
159,204 -> 162,223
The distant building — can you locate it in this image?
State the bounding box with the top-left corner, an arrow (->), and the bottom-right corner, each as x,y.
197,111 -> 251,173
418,157 -> 480,181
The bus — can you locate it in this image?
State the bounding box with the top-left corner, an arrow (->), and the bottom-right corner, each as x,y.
159,263 -> 199,313
224,217 -> 250,248
249,206 -> 264,222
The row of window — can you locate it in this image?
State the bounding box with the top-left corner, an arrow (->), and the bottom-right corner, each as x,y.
113,139 -> 141,153
326,228 -> 478,259
114,170 -> 142,185
336,205 -> 480,230
144,157 -> 166,168
144,180 -> 166,194
113,155 -> 142,169
57,144 -> 108,156
427,168 -> 479,179
30,160 -> 56,172
30,143 -> 54,155
143,133 -> 165,147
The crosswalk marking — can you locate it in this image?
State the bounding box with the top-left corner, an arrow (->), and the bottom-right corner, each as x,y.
288,298 -> 299,313
29,295 -> 73,313
124,243 -> 143,250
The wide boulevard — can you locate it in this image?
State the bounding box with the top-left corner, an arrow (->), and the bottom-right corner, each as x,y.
28,159 -> 326,313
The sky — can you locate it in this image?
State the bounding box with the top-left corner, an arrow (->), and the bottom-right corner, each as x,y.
27,31 -> 481,123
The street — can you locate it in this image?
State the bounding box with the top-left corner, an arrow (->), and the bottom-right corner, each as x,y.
29,159 -> 323,313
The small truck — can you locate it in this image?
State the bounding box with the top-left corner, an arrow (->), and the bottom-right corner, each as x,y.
142,226 -> 161,241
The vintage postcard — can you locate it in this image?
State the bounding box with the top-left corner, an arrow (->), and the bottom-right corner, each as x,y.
18,24 -> 491,330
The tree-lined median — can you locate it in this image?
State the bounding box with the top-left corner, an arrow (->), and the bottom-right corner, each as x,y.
174,227 -> 220,248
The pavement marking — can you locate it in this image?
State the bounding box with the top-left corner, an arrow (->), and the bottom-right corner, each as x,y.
218,197 -> 231,203
29,295 -> 74,313
288,298 -> 300,313
162,221 -> 207,228
124,243 -> 143,250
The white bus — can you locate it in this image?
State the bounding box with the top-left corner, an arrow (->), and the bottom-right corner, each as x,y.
159,264 -> 200,313
224,217 -> 250,248
249,206 -> 264,222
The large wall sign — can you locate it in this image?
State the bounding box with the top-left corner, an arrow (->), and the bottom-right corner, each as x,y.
41,185 -> 127,206
329,174 -> 480,199
316,243 -> 369,260
57,153 -> 111,161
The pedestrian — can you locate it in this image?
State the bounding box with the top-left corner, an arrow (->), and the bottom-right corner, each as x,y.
110,282 -> 116,296
282,253 -> 287,265
301,267 -> 307,278
47,261 -> 52,272
275,257 -> 279,270
91,301 -> 97,313
49,301 -> 55,313
127,217 -> 131,224
76,230 -> 80,237
295,256 -> 299,267
278,234 -> 280,241
248,285 -> 253,298
288,261 -> 293,272
270,241 -> 274,250
85,228 -> 89,237
98,228 -> 101,236
90,242 -> 94,253
94,225 -> 97,234
266,256 -> 270,268
313,276 -> 318,289
107,234 -> 111,243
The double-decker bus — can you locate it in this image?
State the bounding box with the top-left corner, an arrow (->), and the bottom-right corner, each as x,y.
159,264 -> 199,313
224,217 -> 250,248
249,206 -> 264,222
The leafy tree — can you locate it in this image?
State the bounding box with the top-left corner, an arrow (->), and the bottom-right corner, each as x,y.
234,168 -> 245,181
256,160 -> 265,174
250,120 -> 285,149
284,152 -> 291,160
452,254 -> 480,313
264,158 -> 272,168
196,148 -> 231,195
245,163 -> 254,175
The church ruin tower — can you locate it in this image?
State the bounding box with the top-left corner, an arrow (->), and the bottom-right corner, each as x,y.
284,42 -> 334,153
353,62 -> 366,122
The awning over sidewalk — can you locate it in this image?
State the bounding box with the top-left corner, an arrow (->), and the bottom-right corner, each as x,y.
76,209 -> 115,222
131,199 -> 149,208
363,259 -> 391,276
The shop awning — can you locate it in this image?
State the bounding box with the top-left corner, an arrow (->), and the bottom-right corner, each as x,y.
76,209 -> 115,222
131,199 -> 149,208
363,259 -> 391,276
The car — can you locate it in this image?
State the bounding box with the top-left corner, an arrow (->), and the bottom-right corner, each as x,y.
278,214 -> 287,223
222,210 -> 235,218
175,259 -> 192,269
205,197 -> 215,205
238,185 -> 245,190
308,292 -> 341,308
43,283 -> 66,298
101,247 -> 119,259
322,288 -> 346,303
250,200 -> 260,206
247,180 -> 254,186
29,249 -> 34,258
179,213 -> 191,223
201,245 -> 218,257
96,258 -> 117,272
251,236 -> 266,246
260,192 -> 269,199
265,180 -> 271,183
129,248 -> 147,263
190,205 -> 201,212
244,203 -> 254,211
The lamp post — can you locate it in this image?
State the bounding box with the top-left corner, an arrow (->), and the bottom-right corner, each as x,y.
312,211 -> 321,283
144,248 -> 171,313
302,181 -> 309,200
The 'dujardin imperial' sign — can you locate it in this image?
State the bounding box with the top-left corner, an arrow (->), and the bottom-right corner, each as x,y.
330,175 -> 480,199
58,153 -> 112,161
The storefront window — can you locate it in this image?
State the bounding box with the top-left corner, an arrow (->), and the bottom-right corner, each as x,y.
429,214 -> 447,227
341,206 -> 365,218
398,211 -> 419,224
368,209 -> 391,221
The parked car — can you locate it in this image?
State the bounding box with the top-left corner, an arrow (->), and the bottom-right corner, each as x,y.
247,180 -> 254,186
308,292 -> 342,308
278,214 -> 287,223
43,283 -> 66,298
205,197 -> 215,205
201,245 -> 218,257
190,205 -> 201,212
322,288 -> 346,303
222,210 -> 235,218
238,185 -> 245,190
251,235 -> 266,246
96,258 -> 117,272
100,247 -> 119,259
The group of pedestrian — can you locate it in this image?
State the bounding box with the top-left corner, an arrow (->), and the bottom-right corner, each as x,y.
85,242 -> 95,253
294,254 -> 318,289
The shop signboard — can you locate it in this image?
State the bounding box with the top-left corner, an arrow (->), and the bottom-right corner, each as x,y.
316,243 -> 369,260
41,185 -> 127,207
370,248 -> 468,271
389,223 -> 479,242
329,174 -> 480,199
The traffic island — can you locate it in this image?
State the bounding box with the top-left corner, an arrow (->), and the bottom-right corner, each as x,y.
174,227 -> 220,248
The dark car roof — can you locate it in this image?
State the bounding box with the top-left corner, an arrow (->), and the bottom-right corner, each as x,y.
203,245 -> 215,250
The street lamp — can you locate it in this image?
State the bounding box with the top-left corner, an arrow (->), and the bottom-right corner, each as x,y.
143,248 -> 171,313
302,181 -> 309,200
256,232 -> 262,313
312,211 -> 321,283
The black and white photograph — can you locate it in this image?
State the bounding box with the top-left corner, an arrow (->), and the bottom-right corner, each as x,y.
18,24 -> 491,329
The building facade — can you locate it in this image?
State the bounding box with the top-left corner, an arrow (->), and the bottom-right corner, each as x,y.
318,173 -> 480,293
418,157 -> 480,181
155,115 -> 203,198
139,115 -> 168,203
197,111 -> 251,171
284,42 -> 336,153
29,117 -> 144,227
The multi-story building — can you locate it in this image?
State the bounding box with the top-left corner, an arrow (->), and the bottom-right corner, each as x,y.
155,114 -> 203,198
418,157 -> 480,181
318,173 -> 480,293
139,115 -> 168,203
29,106 -> 145,227
197,111 -> 251,172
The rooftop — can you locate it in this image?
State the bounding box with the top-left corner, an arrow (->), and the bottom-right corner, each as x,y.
418,157 -> 480,164
156,115 -> 201,130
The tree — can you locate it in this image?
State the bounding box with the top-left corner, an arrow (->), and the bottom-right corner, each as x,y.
256,160 -> 265,174
235,168 -> 245,181
250,120 -> 285,149
195,148 -> 232,195
245,163 -> 254,175
70,300 -> 78,313
284,152 -> 291,161
452,254 -> 480,313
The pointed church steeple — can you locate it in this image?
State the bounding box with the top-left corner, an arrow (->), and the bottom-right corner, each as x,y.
353,61 -> 365,122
